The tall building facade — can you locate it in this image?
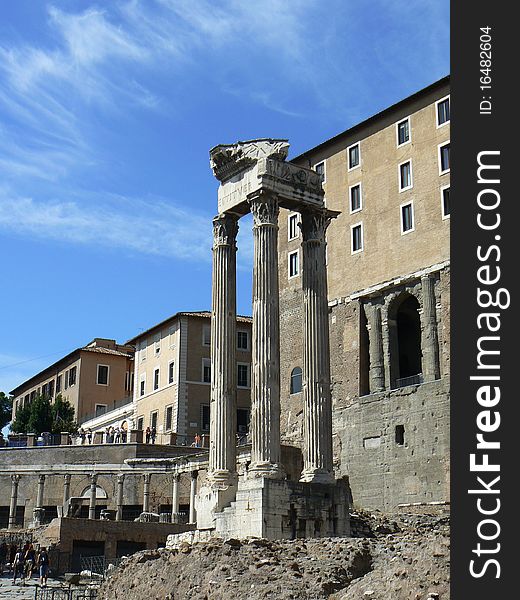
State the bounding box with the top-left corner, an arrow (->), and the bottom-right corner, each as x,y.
278,77 -> 450,510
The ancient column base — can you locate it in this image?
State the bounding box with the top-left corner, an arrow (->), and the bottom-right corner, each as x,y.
195,476 -> 238,530
248,462 -> 285,480
299,468 -> 335,485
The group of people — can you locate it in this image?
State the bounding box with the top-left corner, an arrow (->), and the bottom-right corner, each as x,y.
0,542 -> 50,587
144,426 -> 157,444
76,425 -> 128,444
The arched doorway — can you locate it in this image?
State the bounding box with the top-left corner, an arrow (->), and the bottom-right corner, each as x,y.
389,293 -> 422,387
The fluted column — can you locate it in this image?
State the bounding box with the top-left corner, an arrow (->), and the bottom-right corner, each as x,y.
142,473 -> 151,513
88,474 -> 97,520
299,208 -> 335,484
248,192 -> 283,478
8,475 -> 20,529
36,474 -> 45,509
208,213 -> 239,485
189,471 -> 197,523
171,474 -> 180,522
421,275 -> 440,381
366,304 -> 385,392
63,474 -> 71,510
116,475 -> 125,521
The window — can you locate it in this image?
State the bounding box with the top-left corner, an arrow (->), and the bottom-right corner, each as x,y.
237,331 -> 249,351
140,378 -> 145,397
237,363 -> 250,388
168,326 -> 175,348
288,251 -> 299,278
140,341 -> 147,362
150,411 -> 158,430
153,333 -> 161,355
202,325 -> 211,346
395,425 -> 405,446
439,142 -> 450,174
95,404 -> 107,418
290,367 -> 302,394
202,358 -> 211,383
441,186 -> 451,218
137,416 -> 144,431
154,368 -> 160,390
399,160 -> 412,191
350,183 -> 362,213
68,366 -> 77,387
165,406 -> 173,431
201,404 -> 210,432
396,118 -> 410,146
288,213 -> 299,241
347,143 -> 360,170
351,223 -> 363,253
401,202 -> 414,234
97,365 -> 109,385
56,375 -> 62,393
314,161 -> 325,183
436,96 -> 450,127
49,380 -> 54,398
168,361 -> 175,384
30,390 -> 36,400
237,408 -> 250,434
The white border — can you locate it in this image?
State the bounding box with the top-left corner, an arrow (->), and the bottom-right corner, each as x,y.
349,182 -> 363,214
96,364 -> 110,386
400,201 -> 415,235
201,357 -> 211,384
435,94 -> 450,128
314,160 -> 326,183
139,374 -> 146,397
396,116 -> 411,147
441,184 -> 451,220
202,324 -> 211,346
287,212 -> 299,241
168,360 -> 175,384
398,159 -> 413,192
237,362 -> 251,388
347,142 -> 361,171
351,222 -> 364,254
153,366 -> 160,390
288,249 -> 300,279
237,329 -> 249,351
164,404 -> 174,431
438,140 -> 450,175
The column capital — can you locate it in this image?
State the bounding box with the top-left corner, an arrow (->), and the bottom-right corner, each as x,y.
212,213 -> 239,247
299,207 -> 337,243
190,470 -> 198,480
117,474 -> 125,484
143,473 -> 152,484
248,191 -> 279,226
89,473 -> 98,484
63,474 -> 71,482
38,474 -> 46,484
11,474 -> 21,484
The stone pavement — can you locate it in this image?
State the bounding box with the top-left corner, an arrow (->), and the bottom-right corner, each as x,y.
0,575 -> 64,599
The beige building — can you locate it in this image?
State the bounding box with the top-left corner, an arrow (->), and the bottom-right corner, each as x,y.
10,338 -> 134,424
128,311 -> 253,445
278,76 -> 450,510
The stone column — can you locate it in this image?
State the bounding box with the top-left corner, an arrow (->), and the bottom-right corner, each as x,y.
63,474 -> 71,511
8,475 -> 20,529
299,208 -> 335,484
142,473 -> 151,513
421,275 -> 440,381
366,304 -> 385,392
36,474 -> 45,509
189,471 -> 197,523
116,475 -> 125,521
247,192 -> 283,478
208,213 -> 239,485
171,474 -> 180,522
88,474 -> 97,520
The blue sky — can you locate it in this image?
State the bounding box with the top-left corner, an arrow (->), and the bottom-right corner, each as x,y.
0,0 -> 449,396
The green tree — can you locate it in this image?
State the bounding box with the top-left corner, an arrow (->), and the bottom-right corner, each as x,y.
0,391 -> 12,430
10,399 -> 31,433
27,394 -> 53,435
51,394 -> 77,434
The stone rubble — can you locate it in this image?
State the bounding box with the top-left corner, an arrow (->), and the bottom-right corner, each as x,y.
97,511 -> 450,600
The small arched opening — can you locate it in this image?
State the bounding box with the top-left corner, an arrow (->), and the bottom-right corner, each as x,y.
389,293 -> 423,388
290,367 -> 302,394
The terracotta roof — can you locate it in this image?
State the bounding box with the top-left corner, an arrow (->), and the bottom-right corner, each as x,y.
81,346 -> 133,358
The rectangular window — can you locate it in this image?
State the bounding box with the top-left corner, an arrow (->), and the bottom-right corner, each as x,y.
137,416 -> 144,430
168,326 -> 175,348
401,202 -> 414,234
396,117 -> 410,146
237,363 -> 250,388
49,380 -> 55,398
350,183 -> 362,213
165,406 -> 173,431
439,142 -> 450,174
237,408 -> 250,434
56,375 -> 62,393
153,333 -> 161,355
68,366 -> 77,387
140,341 -> 147,362
30,390 -> 36,400
237,331 -> 249,350
95,404 -> 107,417
399,160 -> 412,191
150,411 -> 158,430
347,143 -> 360,170
202,358 -> 211,383
288,213 -> 299,240
314,161 -> 325,183
97,364 -> 109,385
201,404 -> 210,432
140,378 -> 145,397
288,251 -> 299,278
395,425 -> 405,446
154,368 -> 160,390
351,223 -> 363,253
441,186 -> 451,218
436,96 -> 450,126
202,325 -> 211,346
64,372 -> 68,390
168,361 -> 175,384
